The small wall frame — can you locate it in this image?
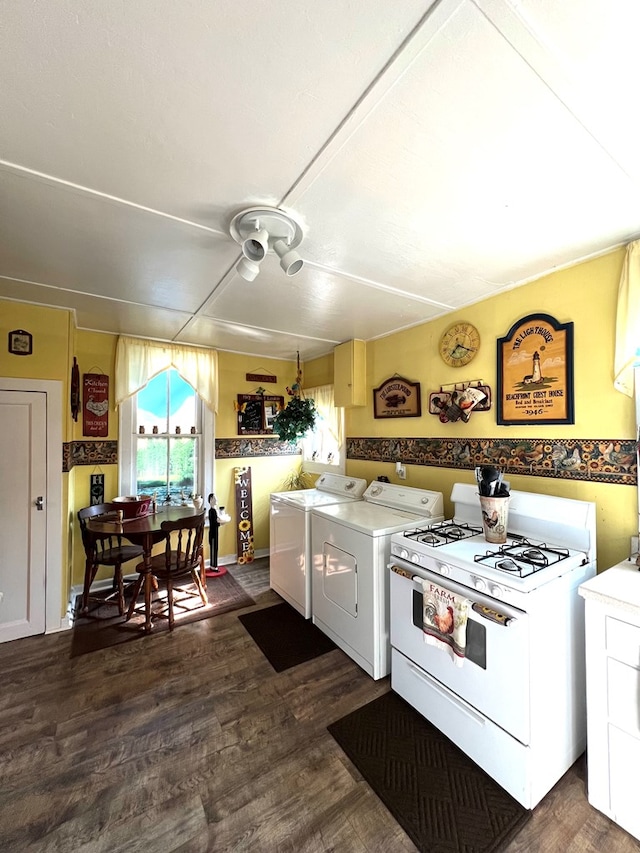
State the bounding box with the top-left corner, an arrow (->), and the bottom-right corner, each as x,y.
373,375 -> 421,419
236,394 -> 284,435
8,329 -> 32,356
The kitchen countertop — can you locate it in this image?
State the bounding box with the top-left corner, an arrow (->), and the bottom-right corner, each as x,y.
579,558 -> 640,614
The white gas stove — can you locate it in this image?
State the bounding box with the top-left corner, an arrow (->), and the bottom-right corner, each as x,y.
389,482 -> 597,809
391,482 -> 594,600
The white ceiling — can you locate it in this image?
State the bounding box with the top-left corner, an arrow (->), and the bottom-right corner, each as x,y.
2,0 -> 639,362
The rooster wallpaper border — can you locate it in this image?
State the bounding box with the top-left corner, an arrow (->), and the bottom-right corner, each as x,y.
346,437 -> 638,486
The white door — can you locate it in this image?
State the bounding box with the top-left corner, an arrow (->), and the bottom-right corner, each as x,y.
0,390 -> 47,642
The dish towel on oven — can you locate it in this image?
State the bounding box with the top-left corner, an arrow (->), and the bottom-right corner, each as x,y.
421,579 -> 471,667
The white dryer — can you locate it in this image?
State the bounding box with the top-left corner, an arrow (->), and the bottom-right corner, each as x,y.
311,482 -> 444,680
269,472 -> 368,618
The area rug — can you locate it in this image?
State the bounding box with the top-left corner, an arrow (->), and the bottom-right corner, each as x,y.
328,691 -> 531,853
71,572 -> 254,657
238,601 -> 337,672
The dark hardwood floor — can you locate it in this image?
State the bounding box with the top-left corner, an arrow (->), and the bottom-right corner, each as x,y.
1,560 -> 639,852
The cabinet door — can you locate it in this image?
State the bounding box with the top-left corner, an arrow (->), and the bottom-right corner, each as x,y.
334,340 -> 366,407
609,725 -> 640,840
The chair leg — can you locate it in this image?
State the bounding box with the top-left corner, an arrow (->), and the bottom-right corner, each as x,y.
167,577 -> 175,630
126,574 -> 144,621
199,550 -> 207,591
82,556 -> 99,614
114,562 -> 125,616
192,570 -> 209,606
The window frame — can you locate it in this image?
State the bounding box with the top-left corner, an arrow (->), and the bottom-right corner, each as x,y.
300,398 -> 345,476
118,376 -> 215,500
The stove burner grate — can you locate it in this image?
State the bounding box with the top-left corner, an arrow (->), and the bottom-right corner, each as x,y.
474,537 -> 572,577
404,520 -> 483,546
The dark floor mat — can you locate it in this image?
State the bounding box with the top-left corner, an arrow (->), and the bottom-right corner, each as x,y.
238,601 -> 337,671
328,691 -> 531,853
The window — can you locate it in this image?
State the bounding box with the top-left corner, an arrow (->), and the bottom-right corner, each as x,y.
300,384 -> 344,475
119,369 -> 214,502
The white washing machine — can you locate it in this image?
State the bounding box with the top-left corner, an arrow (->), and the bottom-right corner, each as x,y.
269,472 -> 368,618
311,482 -> 444,680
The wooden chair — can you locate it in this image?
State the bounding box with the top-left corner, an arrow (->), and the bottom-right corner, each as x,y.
77,504 -> 144,616
126,511 -> 208,631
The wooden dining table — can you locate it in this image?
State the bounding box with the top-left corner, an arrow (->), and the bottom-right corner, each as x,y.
86,504 -> 204,633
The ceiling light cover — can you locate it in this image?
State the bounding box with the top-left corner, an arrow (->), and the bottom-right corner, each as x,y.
230,206 -> 305,279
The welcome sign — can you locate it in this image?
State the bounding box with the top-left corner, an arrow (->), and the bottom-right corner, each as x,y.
234,466 -> 255,564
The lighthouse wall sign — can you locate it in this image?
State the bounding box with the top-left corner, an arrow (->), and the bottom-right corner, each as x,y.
496,313 -> 574,426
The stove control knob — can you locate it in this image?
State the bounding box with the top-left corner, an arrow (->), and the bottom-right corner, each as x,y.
473,576 -> 486,591
489,583 -> 503,596
411,553 -> 421,564
437,563 -> 450,576
398,548 -> 409,560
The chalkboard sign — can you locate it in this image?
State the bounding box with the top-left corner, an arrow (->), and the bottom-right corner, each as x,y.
236,394 -> 284,435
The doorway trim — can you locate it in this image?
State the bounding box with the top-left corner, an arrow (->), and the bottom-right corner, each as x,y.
0,378 -> 63,633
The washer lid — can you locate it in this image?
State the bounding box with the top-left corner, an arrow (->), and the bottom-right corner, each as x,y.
312,499 -> 443,536
271,488 -> 364,509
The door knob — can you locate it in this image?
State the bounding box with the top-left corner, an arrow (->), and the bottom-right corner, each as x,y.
35,496 -> 44,511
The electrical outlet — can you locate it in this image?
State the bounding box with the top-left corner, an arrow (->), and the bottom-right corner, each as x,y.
397,464 -> 406,480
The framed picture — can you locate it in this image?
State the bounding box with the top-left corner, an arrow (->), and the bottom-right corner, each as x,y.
373,375 -> 421,419
497,313 -> 574,425
262,397 -> 282,432
236,394 -> 284,435
8,329 -> 32,356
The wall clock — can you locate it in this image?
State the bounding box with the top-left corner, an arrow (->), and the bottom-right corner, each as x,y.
439,322 -> 480,368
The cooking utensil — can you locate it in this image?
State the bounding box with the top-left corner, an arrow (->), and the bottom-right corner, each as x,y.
480,465 -> 500,496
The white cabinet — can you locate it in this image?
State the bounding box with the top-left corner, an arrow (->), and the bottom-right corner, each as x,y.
579,561 -> 640,842
333,339 -> 366,407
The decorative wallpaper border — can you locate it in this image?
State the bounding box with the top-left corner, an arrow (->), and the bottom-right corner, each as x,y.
63,437 -> 300,471
64,436 -> 637,485
215,437 -> 300,459
347,437 -> 638,487
63,441 -> 118,472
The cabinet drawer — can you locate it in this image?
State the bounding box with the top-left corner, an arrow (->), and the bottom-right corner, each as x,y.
605,614 -> 640,667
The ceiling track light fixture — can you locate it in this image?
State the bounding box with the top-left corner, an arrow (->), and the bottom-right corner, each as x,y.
229,206 -> 305,281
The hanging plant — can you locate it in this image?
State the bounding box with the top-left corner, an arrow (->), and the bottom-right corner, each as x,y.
272,352 -> 317,442
273,395 -> 317,442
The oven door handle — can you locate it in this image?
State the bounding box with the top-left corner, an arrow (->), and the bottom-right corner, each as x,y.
471,603 -> 515,627
406,572 -> 517,627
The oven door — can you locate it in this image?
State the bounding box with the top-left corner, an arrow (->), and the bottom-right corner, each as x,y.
389,563 -> 531,745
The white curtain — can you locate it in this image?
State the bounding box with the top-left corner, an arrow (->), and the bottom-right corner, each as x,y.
304,383 -> 342,447
614,240 -> 640,397
115,336 -> 219,413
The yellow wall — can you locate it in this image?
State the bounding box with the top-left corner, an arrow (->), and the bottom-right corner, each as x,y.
0,303 -> 75,610
344,248 -> 637,571
303,353 -> 333,388
214,350 -> 301,560
69,331 -> 120,583
1,245 -> 637,614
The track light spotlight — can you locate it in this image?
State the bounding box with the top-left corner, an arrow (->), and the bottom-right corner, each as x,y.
274,239 -> 304,276
236,257 -> 261,282
229,205 -> 305,283
242,227 -> 270,263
